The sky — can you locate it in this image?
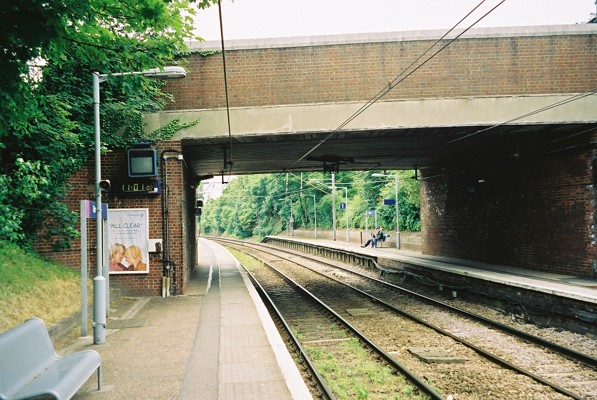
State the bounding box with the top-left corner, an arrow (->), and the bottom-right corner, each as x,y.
194,0 -> 596,41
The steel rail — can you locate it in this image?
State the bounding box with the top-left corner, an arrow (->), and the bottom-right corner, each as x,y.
291,256 -> 584,400
244,238 -> 597,368
220,238 -> 587,400
230,243 -> 445,400
242,264 -> 336,400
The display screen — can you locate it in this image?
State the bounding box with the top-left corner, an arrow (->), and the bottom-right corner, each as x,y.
128,149 -> 157,177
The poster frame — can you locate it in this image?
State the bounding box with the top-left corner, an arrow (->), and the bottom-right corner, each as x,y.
107,208 -> 150,274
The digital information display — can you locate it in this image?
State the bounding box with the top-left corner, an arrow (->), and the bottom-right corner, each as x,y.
112,179 -> 161,196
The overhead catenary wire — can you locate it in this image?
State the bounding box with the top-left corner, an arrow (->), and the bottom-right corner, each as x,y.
371,88 -> 597,172
218,0 -> 234,178
258,0 -> 506,192
334,0 -> 502,133
447,88 -> 597,144
287,0 -> 507,170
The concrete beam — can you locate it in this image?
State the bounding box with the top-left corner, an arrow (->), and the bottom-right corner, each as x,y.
145,94 -> 597,139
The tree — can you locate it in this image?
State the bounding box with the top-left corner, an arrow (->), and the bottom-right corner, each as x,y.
200,170 -> 421,239
0,0 -> 217,248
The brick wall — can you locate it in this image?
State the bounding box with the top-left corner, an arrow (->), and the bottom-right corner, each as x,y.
36,139 -> 194,296
36,167 -> 92,269
420,130 -> 597,278
165,32 -> 597,110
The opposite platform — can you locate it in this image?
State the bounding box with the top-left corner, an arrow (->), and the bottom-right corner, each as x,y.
267,235 -> 597,307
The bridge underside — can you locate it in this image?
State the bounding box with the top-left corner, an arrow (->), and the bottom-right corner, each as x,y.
145,94 -> 597,178
181,122 -> 595,177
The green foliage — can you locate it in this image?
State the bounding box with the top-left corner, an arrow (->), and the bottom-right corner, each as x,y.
200,170 -> 420,238
0,241 -> 78,294
0,0 -> 216,248
0,240 -> 86,332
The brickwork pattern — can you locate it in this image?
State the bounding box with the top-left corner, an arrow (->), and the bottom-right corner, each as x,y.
35,30 -> 597,287
36,140 -> 195,296
420,131 -> 597,278
165,33 -> 597,110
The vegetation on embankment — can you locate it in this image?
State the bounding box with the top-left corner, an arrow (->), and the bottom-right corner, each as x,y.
0,241 -> 83,333
200,170 -> 421,239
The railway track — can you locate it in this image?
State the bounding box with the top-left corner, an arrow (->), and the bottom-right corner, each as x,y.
219,238 -> 597,400
233,246 -> 440,399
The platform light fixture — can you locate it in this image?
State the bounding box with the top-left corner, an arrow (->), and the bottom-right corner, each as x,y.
92,66 -> 186,345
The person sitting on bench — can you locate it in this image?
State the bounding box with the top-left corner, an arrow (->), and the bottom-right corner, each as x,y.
362,228 -> 384,247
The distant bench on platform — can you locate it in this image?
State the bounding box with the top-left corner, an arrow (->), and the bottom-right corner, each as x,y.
374,233 -> 389,247
0,317 -> 101,400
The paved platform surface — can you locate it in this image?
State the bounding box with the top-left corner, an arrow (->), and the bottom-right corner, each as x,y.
67,238 -> 310,400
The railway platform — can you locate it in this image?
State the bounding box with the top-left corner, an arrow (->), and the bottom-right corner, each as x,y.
54,233 -> 597,399
67,237 -> 311,400
265,235 -> 597,309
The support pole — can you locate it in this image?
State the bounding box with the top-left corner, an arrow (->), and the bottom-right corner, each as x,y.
93,72 -> 106,344
80,201 -> 87,337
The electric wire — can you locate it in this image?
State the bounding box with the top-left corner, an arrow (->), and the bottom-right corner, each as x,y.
333,0 -> 500,133
256,0 -> 506,192
447,88 -> 597,144
287,0 -> 507,170
370,87 -> 597,173
218,0 -> 234,178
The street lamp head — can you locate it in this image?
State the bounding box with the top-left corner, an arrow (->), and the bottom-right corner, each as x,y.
142,66 -> 187,79
372,173 -> 389,177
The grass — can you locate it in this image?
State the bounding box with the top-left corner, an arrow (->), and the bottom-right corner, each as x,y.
0,241 -> 84,333
308,338 -> 427,399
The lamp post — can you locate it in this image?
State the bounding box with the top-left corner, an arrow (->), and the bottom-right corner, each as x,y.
372,173 -> 400,249
305,194 -> 317,239
331,172 -> 337,241
330,186 -> 349,242
92,66 -> 186,344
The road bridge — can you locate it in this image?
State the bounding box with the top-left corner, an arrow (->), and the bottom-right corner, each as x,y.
152,24 -> 597,281
150,25 -> 597,177
39,24 -> 597,296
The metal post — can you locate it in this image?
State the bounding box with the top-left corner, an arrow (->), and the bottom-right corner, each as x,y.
80,201 -> 87,337
103,215 -> 109,316
90,67 -> 185,339
345,188 -> 349,242
394,173 -> 401,250
338,187 -> 349,242
92,72 -> 106,345
311,195 -> 317,239
331,172 -> 337,241
288,196 -> 294,236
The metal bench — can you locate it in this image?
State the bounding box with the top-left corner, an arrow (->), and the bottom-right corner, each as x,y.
374,233 -> 389,248
0,317 -> 102,400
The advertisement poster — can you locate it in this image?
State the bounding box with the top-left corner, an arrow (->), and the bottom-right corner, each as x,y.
107,208 -> 149,274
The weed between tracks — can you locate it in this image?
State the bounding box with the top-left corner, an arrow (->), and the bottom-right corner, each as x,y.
306,337 -> 424,400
